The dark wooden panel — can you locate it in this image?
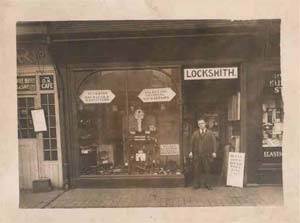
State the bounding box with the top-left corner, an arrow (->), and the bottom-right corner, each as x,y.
50,34 -> 265,65
245,62 -> 264,184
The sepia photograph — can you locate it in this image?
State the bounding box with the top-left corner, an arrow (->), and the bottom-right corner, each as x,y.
17,20 -> 284,208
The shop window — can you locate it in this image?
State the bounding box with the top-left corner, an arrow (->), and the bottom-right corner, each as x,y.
17,97 -> 35,138
262,73 -> 283,163
41,94 -> 58,161
77,68 -> 181,176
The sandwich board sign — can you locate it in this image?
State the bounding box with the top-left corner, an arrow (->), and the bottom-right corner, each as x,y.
226,152 -> 245,188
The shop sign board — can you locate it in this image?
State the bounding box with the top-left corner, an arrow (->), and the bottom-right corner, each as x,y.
226,152 -> 245,188
160,144 -> 180,156
184,67 -> 238,80
80,90 -> 115,104
17,76 -> 36,91
40,75 -> 54,90
31,109 -> 47,132
138,88 -> 176,103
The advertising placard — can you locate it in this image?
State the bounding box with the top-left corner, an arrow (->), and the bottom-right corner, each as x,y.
31,109 -> 47,132
17,76 -> 36,91
226,152 -> 245,188
138,88 -> 176,103
80,90 -> 115,104
160,144 -> 180,156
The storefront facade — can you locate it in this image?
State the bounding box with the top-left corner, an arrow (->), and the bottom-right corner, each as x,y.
17,43 -> 63,189
17,20 -> 282,188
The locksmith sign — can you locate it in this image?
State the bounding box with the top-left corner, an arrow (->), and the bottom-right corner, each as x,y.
184,67 -> 238,80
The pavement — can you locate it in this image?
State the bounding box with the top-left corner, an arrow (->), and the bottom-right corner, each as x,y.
19,186 -> 283,208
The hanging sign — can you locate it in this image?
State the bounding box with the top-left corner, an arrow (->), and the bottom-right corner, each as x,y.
138,88 -> 176,103
184,67 -> 238,80
79,90 -> 115,104
265,73 -> 282,94
160,144 -> 180,156
31,109 -> 47,132
226,152 -> 245,188
40,75 -> 54,90
17,76 -> 36,91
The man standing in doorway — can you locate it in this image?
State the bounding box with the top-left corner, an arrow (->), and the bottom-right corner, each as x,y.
190,118 -> 217,190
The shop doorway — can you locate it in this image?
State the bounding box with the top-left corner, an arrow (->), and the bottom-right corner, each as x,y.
183,77 -> 241,185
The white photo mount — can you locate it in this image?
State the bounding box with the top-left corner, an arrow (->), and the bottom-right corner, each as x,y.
31,109 -> 47,132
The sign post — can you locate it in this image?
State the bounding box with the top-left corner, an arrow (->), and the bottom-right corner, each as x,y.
226,152 -> 245,188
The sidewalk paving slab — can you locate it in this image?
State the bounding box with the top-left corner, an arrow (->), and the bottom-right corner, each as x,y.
19,186 -> 283,208
19,189 -> 64,208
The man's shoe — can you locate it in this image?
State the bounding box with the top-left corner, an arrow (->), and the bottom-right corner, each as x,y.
193,185 -> 200,190
206,185 -> 213,190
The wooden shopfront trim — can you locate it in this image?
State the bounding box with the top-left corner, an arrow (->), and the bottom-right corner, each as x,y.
17,67 -> 64,187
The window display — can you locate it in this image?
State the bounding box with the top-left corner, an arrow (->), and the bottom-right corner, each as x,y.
77,68 -> 181,176
262,73 -> 283,148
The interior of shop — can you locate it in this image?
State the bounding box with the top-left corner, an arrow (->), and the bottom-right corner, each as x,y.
182,76 -> 241,183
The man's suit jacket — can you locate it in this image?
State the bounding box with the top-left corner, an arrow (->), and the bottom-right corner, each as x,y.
191,129 -> 217,160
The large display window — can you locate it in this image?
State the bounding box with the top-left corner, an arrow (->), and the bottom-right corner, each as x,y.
262,73 -> 283,163
77,68 -> 181,176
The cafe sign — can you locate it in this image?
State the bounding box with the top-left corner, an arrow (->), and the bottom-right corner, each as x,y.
138,88 -> 176,103
40,75 -> 54,90
80,90 -> 115,104
17,76 -> 36,92
184,67 -> 238,80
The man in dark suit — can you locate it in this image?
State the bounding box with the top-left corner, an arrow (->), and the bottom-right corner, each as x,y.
190,118 -> 217,190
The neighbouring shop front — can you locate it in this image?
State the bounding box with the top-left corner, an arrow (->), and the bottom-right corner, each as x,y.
17,20 -> 282,188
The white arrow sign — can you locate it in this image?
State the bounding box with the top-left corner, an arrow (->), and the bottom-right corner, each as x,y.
138,88 -> 176,103
80,90 -> 115,104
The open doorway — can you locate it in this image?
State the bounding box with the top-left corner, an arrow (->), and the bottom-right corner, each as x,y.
183,76 -> 241,185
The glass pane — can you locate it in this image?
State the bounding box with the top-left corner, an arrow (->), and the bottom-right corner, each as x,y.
20,129 -> 28,138
49,116 -> 56,127
51,151 -> 58,160
44,151 -> 50,160
42,105 -> 48,116
27,98 -> 34,107
77,68 -> 180,176
48,94 -> 55,104
27,129 -> 36,138
43,139 -> 50,150
19,119 -> 28,128
51,139 -> 57,149
49,105 -> 55,115
41,94 -> 48,105
18,98 -> 26,107
43,130 -> 50,138
18,109 -> 28,118
50,128 -> 56,138
28,119 -> 33,128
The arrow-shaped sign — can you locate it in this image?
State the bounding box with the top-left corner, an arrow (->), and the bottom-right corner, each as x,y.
138,88 -> 176,103
80,90 -> 115,104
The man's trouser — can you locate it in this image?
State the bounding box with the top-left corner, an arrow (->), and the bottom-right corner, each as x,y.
193,156 -> 211,187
